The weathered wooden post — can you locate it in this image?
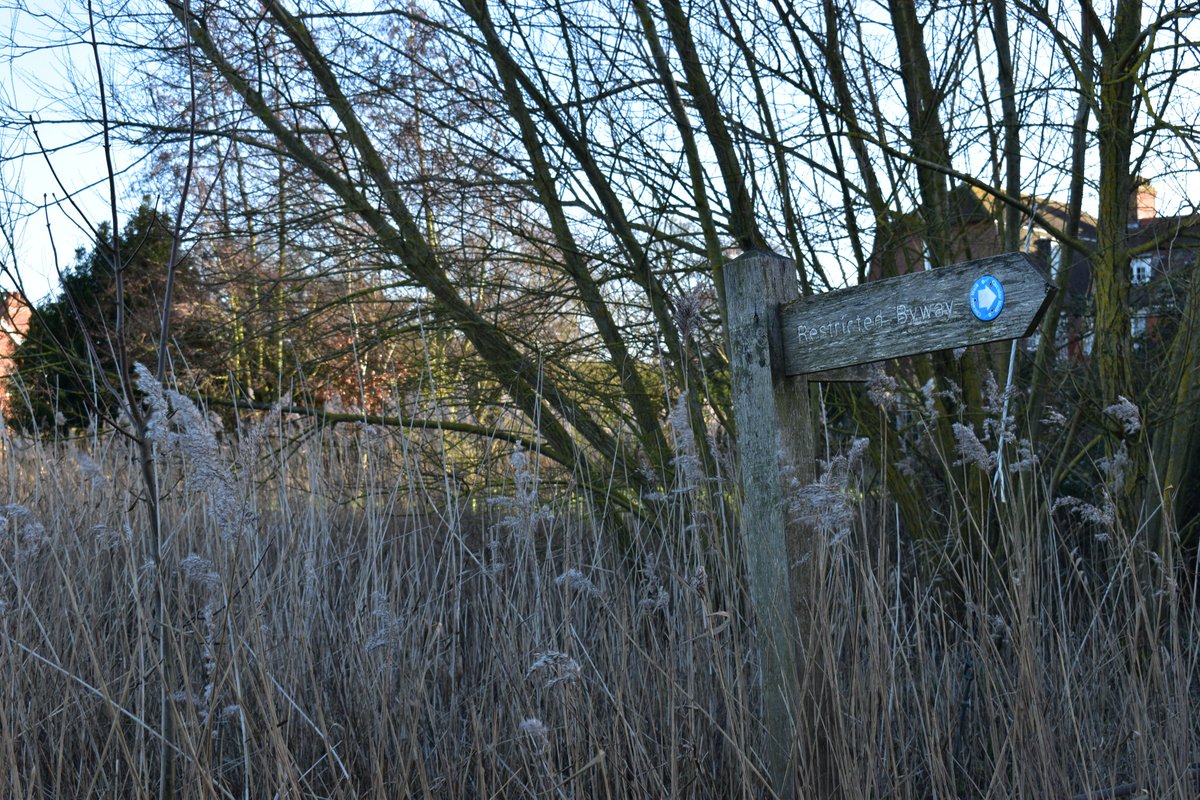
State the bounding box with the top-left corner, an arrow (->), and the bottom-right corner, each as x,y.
724,249 -> 814,799
724,249 -> 1056,798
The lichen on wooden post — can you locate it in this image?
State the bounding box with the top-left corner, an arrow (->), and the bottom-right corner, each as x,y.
723,249 -> 816,799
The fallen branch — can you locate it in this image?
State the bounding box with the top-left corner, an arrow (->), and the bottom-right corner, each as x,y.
197,394 -> 551,454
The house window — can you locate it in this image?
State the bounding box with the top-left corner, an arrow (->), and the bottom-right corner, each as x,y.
1131,315 -> 1148,338
1131,256 -> 1153,285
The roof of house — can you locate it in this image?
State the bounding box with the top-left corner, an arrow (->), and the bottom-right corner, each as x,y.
970,187 -> 1099,242
1128,214 -> 1200,250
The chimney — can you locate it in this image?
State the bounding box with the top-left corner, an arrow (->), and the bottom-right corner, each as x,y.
1129,178 -> 1157,225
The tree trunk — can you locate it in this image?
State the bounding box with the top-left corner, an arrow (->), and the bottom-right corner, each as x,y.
1029,8 -> 1096,441
1091,0 -> 1145,524
659,0 -> 765,253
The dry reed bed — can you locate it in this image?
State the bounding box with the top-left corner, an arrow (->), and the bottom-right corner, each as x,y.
0,419 -> 1195,798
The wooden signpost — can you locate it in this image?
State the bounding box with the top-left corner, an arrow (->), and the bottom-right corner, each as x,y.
781,251 -> 1055,375
723,250 -> 1054,799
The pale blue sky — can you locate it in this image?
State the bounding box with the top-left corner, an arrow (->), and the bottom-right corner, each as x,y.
2,0 -> 1199,307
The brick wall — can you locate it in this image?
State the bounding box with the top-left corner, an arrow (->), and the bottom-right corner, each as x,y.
0,293 -> 32,419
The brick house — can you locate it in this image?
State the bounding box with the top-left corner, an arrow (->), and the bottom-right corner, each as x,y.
869,185 -> 1008,281
1123,182 -> 1200,340
1025,181 -> 1200,357
0,292 -> 32,419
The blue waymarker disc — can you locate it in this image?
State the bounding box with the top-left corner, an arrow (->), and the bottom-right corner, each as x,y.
970,275 -> 1005,321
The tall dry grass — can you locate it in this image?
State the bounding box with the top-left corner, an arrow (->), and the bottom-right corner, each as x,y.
0,395 -> 1196,798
